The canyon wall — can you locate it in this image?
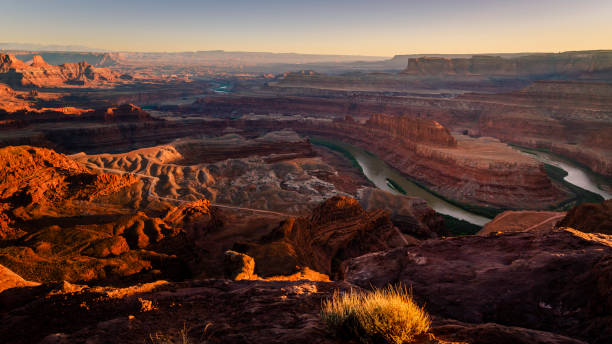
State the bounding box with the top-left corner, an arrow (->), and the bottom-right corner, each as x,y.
0,105 -> 574,210
367,113 -> 457,147
299,117 -> 567,210
402,51 -> 612,78
194,79 -> 612,178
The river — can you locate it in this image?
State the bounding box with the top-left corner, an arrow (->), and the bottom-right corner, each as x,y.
316,139 -> 612,226
518,148 -> 612,200
315,139 -> 492,226
152,82 -> 233,106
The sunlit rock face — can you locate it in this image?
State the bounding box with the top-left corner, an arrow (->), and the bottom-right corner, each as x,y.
402,51 -> 612,77
366,113 -> 457,147
0,53 -> 125,88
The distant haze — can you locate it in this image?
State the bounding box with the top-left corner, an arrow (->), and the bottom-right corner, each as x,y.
2,0 -> 611,56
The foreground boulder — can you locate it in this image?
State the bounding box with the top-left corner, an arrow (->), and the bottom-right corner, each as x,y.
342,226 -> 612,343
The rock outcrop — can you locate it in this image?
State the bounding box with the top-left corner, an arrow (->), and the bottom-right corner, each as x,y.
302,115 -> 567,209
0,53 -> 125,88
558,199 -> 612,234
234,196 -> 409,279
402,51 -> 612,78
0,145 -> 139,221
367,113 -> 457,147
0,264 -> 39,293
0,146 -> 196,283
343,226 -> 612,343
358,187 -> 446,238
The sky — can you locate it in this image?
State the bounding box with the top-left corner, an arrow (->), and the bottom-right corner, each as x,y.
2,0 -> 611,56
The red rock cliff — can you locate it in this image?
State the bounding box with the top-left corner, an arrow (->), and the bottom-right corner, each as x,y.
366,113 -> 457,147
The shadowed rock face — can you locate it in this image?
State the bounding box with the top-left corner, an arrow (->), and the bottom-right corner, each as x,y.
342,227 -> 612,344
402,51 -> 612,77
558,199 -> 612,234
234,196 -> 410,279
358,187 -> 446,239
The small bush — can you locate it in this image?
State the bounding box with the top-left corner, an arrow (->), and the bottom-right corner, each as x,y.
321,285 -> 431,344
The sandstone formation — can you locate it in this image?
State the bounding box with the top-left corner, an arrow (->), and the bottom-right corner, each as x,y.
0,53 -> 127,88
233,196 -> 408,279
358,187 -> 446,238
0,145 -> 139,221
0,264 -> 39,293
303,115 -> 568,209
343,226 -> 612,343
558,199 -> 612,234
13,51 -> 121,67
402,51 -> 612,78
71,132 -> 342,214
0,146 -> 194,283
367,113 -> 457,147
1,101 -> 571,210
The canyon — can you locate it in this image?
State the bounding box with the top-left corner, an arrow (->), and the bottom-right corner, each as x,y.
0,48 -> 611,344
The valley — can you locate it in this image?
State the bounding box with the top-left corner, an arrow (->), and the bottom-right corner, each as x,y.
0,48 -> 611,344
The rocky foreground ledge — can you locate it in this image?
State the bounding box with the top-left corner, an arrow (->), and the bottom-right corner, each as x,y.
0,271 -> 591,344
1,222 -> 610,343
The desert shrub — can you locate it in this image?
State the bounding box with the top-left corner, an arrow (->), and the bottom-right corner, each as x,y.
148,322 -> 213,344
321,285 -> 431,344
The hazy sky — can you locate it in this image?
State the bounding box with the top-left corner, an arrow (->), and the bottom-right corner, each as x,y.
2,0 -> 611,56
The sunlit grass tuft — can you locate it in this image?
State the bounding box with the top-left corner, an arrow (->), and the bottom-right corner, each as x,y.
321,285 -> 431,344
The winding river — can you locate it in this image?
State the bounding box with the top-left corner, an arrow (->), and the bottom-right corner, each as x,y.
316,139 -> 612,226
518,148 -> 612,200
316,139 -> 491,226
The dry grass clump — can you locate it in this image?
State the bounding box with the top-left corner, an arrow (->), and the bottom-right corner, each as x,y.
321,285 -> 431,344
148,322 -> 213,344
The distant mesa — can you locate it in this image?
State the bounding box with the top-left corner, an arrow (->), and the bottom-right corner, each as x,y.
0,53 -> 128,88
402,51 -> 612,77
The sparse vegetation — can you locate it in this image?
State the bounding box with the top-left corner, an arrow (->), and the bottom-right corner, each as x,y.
148,322 -> 213,344
321,285 -> 431,344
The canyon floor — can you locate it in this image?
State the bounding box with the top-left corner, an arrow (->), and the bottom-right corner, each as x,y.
0,51 -> 611,343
